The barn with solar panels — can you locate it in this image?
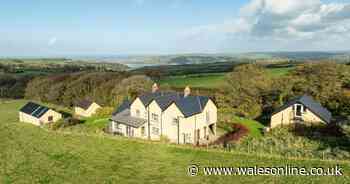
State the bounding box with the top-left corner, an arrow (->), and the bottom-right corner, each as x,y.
19,102 -> 62,126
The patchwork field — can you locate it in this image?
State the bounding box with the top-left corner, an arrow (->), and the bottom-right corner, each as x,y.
160,73 -> 226,89
0,100 -> 349,183
159,67 -> 293,89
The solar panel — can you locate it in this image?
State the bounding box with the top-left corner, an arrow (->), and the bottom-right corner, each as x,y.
20,102 -> 50,118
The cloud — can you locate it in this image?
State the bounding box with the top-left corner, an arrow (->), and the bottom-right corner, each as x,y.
48,37 -> 57,46
180,0 -> 350,52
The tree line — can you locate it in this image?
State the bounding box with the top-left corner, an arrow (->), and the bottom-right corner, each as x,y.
25,72 -> 153,108
217,62 -> 350,121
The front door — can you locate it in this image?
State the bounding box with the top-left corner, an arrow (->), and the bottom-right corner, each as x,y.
196,129 -> 200,145
126,126 -> 134,137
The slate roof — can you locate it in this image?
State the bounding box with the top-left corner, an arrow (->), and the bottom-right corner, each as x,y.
76,100 -> 93,110
138,91 -> 212,117
112,100 -> 131,116
19,102 -> 50,118
273,95 -> 332,124
110,109 -> 146,128
111,92 -> 214,127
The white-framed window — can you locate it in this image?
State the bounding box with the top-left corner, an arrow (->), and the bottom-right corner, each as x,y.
141,126 -> 145,136
152,127 -> 159,135
151,113 -> 159,122
206,111 -> 210,123
172,118 -> 179,126
294,104 -> 303,117
136,109 -> 140,117
48,116 -> 53,122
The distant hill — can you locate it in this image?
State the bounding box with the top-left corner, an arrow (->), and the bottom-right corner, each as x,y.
71,51 -> 350,68
238,51 -> 350,61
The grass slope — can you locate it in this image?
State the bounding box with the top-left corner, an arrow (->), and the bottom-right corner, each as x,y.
232,116 -> 265,138
0,100 -> 349,183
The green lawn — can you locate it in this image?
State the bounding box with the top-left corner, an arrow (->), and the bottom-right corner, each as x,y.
1,100 -> 349,183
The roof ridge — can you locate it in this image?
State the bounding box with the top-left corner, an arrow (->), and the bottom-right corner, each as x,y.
197,96 -> 203,111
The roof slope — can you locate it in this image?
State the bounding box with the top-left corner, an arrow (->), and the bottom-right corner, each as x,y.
111,109 -> 146,128
76,100 -> 93,110
273,95 -> 332,123
112,100 -> 131,116
137,92 -> 212,117
20,102 -> 50,118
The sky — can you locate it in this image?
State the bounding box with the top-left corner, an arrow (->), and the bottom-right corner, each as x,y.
1,0 -> 350,57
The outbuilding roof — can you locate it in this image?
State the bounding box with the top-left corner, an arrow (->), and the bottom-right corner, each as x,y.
76,100 -> 94,110
20,102 -> 50,118
273,95 -> 332,124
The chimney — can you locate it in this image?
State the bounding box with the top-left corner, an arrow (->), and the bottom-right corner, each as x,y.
184,86 -> 191,97
152,83 -> 159,93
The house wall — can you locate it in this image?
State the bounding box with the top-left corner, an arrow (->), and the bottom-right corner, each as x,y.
19,112 -> 40,126
74,103 -> 101,117
162,103 -> 184,143
113,97 -> 217,145
39,109 -> 62,123
130,98 -> 147,119
111,121 -> 143,137
148,101 -> 162,140
130,98 -> 149,139
179,99 -> 217,144
271,104 -> 325,128
161,99 -> 217,144
19,109 -> 62,126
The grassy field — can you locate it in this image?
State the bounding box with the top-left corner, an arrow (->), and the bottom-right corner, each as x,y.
160,73 -> 226,89
1,100 -> 349,183
159,67 -> 293,89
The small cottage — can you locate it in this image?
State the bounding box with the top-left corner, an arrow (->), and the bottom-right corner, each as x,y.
19,102 -> 62,126
270,95 -> 332,128
74,100 -> 101,117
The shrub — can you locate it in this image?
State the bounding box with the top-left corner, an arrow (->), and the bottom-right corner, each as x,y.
214,123 -> 249,145
51,117 -> 84,130
94,107 -> 114,118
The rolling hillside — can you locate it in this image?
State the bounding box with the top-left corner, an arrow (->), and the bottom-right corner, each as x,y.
0,100 -> 349,183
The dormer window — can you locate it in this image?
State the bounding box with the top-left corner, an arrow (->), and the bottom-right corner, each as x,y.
136,110 -> 140,117
294,104 -> 304,117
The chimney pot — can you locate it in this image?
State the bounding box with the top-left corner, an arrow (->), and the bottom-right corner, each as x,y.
184,86 -> 191,97
152,83 -> 159,93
